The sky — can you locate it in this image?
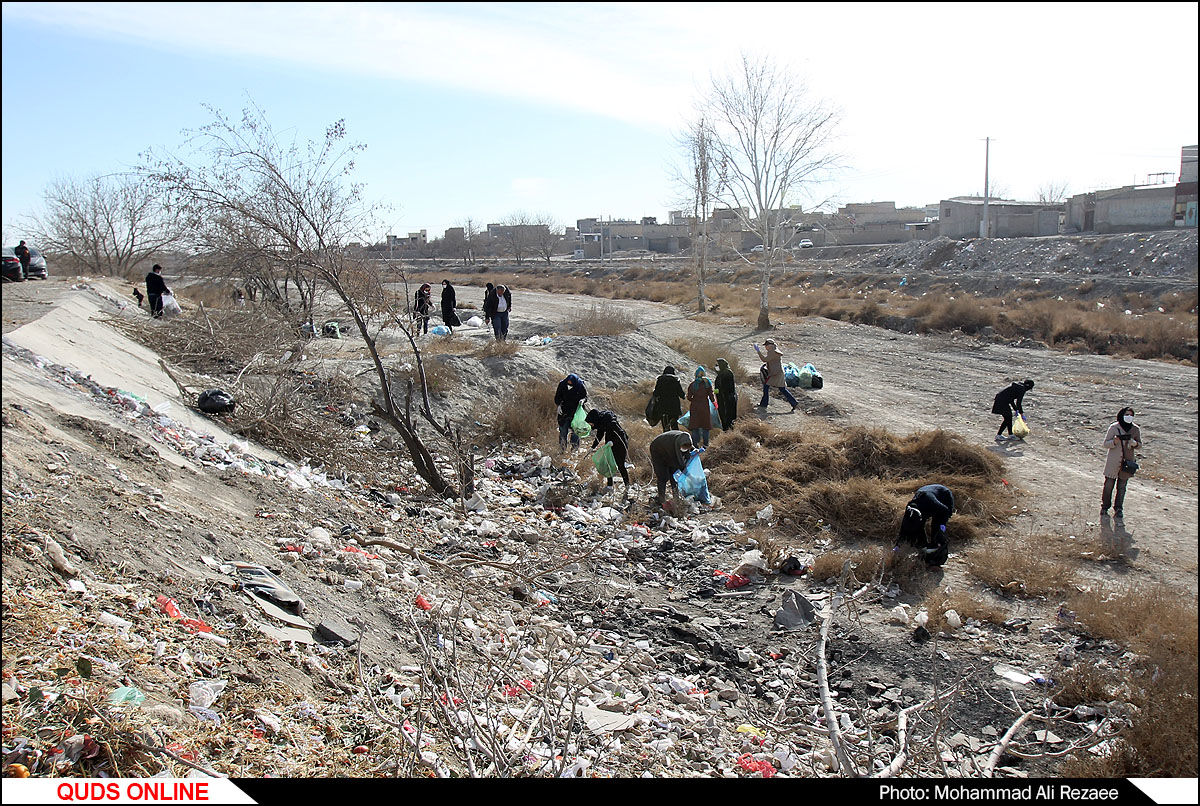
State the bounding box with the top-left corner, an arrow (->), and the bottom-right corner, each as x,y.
3,2 -> 1197,244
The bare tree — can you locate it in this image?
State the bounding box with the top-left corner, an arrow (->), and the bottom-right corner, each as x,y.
530,214 -> 563,264
27,173 -> 186,276
142,104 -> 470,498
496,212 -> 537,264
460,217 -> 480,265
706,55 -> 841,329
676,116 -> 718,312
1037,180 -> 1070,205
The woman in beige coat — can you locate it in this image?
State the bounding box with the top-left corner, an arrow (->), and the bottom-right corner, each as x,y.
1101,406 -> 1141,523
753,339 -> 799,412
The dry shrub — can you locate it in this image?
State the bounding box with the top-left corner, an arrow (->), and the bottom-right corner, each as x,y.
1054,661 -> 1115,709
596,380 -> 655,419
493,377 -> 559,444
567,303 -> 640,336
404,358 -> 459,395
810,546 -> 887,583
1060,584 -> 1197,777
924,589 -> 1010,629
666,337 -> 748,379
809,550 -> 853,581
802,478 -> 903,540
965,533 -> 1076,597
477,340 -> 520,359
917,297 -> 995,334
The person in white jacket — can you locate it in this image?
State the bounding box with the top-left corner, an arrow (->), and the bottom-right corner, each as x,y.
1100,406 -> 1141,523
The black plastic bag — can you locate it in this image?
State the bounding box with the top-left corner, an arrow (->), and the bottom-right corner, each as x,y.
197,389 -> 236,414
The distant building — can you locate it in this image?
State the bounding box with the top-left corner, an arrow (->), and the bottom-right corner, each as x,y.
939,197 -> 1060,239
837,201 -> 925,226
1176,145 -> 1197,227
574,216 -> 690,256
1065,186 -> 1177,233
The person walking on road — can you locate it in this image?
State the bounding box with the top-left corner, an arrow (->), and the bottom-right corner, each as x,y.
145,264 -> 170,319
650,366 -> 687,432
686,366 -> 716,449
714,358 -> 738,431
648,430 -> 695,510
554,373 -> 588,451
1100,406 -> 1141,524
992,379 -> 1034,440
585,409 -> 631,499
440,280 -> 461,334
414,284 -> 433,335
754,339 -> 799,412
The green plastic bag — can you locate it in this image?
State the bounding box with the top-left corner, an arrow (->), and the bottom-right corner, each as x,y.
591,443 -> 618,478
570,403 -> 591,438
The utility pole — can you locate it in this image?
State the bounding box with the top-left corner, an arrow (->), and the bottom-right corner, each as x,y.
981,136 -> 991,239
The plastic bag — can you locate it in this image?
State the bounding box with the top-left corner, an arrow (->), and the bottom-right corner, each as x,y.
591,443 -> 618,478
709,399 -> 722,430
783,362 -> 802,387
430,325 -> 450,335
570,403 -> 591,438
678,411 -> 690,429
645,395 -> 659,426
673,453 -> 710,504
161,293 -> 182,318
197,389 -> 236,414
1012,414 -> 1030,439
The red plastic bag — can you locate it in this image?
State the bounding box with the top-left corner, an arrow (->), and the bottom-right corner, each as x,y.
737,753 -> 776,778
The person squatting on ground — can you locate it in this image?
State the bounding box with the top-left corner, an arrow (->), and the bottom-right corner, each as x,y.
648,430 -> 695,510
992,379 -> 1034,440
585,409 -> 630,500
714,358 -> 738,431
414,283 -> 434,335
440,280 -> 461,333
686,366 -> 716,449
145,264 -> 170,319
554,373 -> 588,450
1101,406 -> 1141,523
651,366 -> 686,432
895,483 -> 955,566
754,339 -> 799,412
484,284 -> 512,341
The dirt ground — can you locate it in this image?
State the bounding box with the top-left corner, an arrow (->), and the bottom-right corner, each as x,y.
2,258 -> 1196,779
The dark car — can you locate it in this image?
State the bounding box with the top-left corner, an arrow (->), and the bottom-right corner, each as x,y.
2,247 -> 23,283
25,247 -> 47,280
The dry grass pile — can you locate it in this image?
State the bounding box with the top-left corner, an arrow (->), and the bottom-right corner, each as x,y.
964,533 -> 1077,598
1060,584 -> 1198,777
704,419 -> 1009,545
491,377 -> 560,446
565,303 -> 640,336
477,339 -> 520,359
665,337 -> 748,380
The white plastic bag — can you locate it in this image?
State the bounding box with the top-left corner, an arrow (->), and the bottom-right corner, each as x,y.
161,293 -> 182,317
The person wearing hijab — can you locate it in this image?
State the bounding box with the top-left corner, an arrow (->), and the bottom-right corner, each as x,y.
992,379 -> 1034,440
482,283 -> 496,326
895,484 -> 955,567
651,366 -> 687,432
686,366 -> 715,449
1101,406 -> 1141,523
414,283 -> 434,335
714,358 -> 738,431
554,373 -> 588,450
648,430 -> 695,510
585,409 -> 630,499
440,280 -> 461,333
753,339 -> 799,412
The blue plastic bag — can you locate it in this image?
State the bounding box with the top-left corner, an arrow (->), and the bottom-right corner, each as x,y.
709,399 -> 722,430
430,324 -> 450,335
678,411 -> 690,429
673,453 -> 710,504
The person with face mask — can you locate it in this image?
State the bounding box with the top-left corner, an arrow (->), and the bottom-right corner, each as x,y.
1101,407 -> 1141,523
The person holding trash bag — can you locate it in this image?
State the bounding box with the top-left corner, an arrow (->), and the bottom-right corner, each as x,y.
895,483 -> 955,567
145,264 -> 170,319
554,373 -> 588,451
649,430 -> 695,509
714,358 -> 738,431
1101,406 -> 1141,523
992,379 -> 1034,441
754,339 -> 799,412
414,284 -> 434,335
686,366 -> 716,449
440,280 -> 461,334
585,409 -> 630,499
650,366 -> 687,432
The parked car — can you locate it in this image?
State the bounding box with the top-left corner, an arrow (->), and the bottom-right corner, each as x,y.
25,247 -> 47,279
750,244 -> 765,253
797,239 -> 815,249
1,247 -> 23,282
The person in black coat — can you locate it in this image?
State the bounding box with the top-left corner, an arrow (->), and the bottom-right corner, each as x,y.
414,284 -> 433,334
554,373 -> 588,450
145,264 -> 170,318
651,366 -> 687,432
585,409 -> 630,498
482,283 -> 496,326
14,241 -> 31,276
483,284 -> 512,341
992,379 -> 1034,440
440,280 -> 461,333
895,483 -> 955,566
714,358 -> 738,431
